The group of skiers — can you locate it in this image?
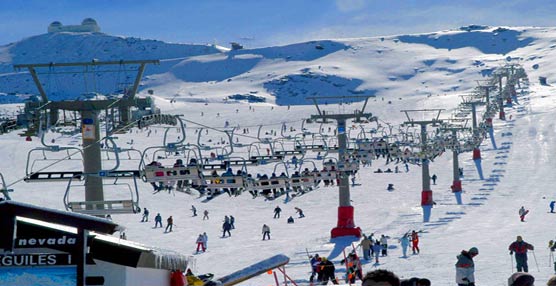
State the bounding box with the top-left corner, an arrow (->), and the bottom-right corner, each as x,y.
141,208 -> 174,233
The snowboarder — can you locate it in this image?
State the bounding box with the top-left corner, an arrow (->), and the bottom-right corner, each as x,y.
203,209 -> 209,220
550,201 -> 555,213
519,206 -> 529,222
141,207 -> 149,222
431,174 -> 437,185
262,224 -> 271,240
455,247 -> 479,286
399,233 -> 410,258
411,230 -> 420,254
165,216 -> 173,232
196,234 -> 206,252
191,205 -> 197,216
359,235 -> 372,260
273,206 -> 282,219
509,236 -> 534,272
154,213 -> 163,228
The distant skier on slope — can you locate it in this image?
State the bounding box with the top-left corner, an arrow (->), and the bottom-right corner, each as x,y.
550,200 -> 555,213
411,230 -> 420,254
519,206 -> 529,222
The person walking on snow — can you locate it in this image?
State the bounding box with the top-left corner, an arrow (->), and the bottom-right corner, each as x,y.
550,201 -> 555,213
141,207 -> 149,222
262,224 -> 271,240
196,234 -> 206,252
154,213 -> 163,228
509,236 -> 534,272
399,233 -> 410,258
359,235 -> 372,260
191,205 -> 197,216
455,247 -> 479,286
380,235 -> 388,256
203,210 -> 209,220
273,206 -> 282,219
411,230 -> 420,254
519,206 -> 529,222
230,215 -> 235,229
372,240 -> 382,263
431,174 -> 437,185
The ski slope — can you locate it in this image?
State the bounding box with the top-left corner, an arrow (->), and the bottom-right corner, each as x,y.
2,26 -> 556,285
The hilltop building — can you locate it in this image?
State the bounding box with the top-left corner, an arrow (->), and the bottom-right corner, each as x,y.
48,18 -> 101,33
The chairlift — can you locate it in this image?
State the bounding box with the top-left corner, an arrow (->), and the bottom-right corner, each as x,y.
24,129 -> 84,182
63,173 -> 141,216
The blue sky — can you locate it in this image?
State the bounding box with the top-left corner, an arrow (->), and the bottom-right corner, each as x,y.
1,0 -> 555,47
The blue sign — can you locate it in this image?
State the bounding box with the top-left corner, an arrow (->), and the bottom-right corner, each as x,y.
82,118 -> 93,124
98,171 -> 107,177
338,126 -> 346,134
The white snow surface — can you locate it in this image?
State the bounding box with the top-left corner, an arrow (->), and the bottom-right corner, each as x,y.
1,25 -> 556,285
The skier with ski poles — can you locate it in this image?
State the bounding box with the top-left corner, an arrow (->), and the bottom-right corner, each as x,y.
509,235 -> 535,272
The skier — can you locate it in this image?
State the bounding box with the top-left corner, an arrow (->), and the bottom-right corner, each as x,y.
319,257 -> 338,285
509,235 -> 534,272
359,235 -> 372,261
399,233 -> 410,258
551,201 -> 555,213
154,213 -> 163,228
222,220 -> 232,237
262,224 -> 271,240
141,207 -> 149,222
230,215 -> 235,229
309,254 -> 320,283
380,235 -> 388,256
411,230 -> 420,254
295,207 -> 305,218
273,205 -> 282,219
455,247 -> 479,286
196,234 -> 206,253
165,216 -> 174,232
287,216 -> 295,224
203,210 -> 209,220
387,183 -> 395,191
519,206 -> 529,222
342,252 -> 363,284
202,232 -> 208,250
431,174 -> 437,185
191,205 -> 197,217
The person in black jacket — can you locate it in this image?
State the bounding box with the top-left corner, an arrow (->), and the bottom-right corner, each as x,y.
319,257 -> 338,285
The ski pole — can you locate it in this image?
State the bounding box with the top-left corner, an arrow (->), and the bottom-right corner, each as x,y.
532,250 -> 540,272
510,253 -> 514,273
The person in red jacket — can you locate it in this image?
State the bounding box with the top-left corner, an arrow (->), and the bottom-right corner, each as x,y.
509,236 -> 534,272
411,230 -> 420,254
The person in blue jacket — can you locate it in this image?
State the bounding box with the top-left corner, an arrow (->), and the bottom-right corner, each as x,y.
455,247 -> 479,286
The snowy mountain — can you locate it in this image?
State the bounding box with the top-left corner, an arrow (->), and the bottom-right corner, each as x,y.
2,25 -> 556,285
1,25 -> 554,105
